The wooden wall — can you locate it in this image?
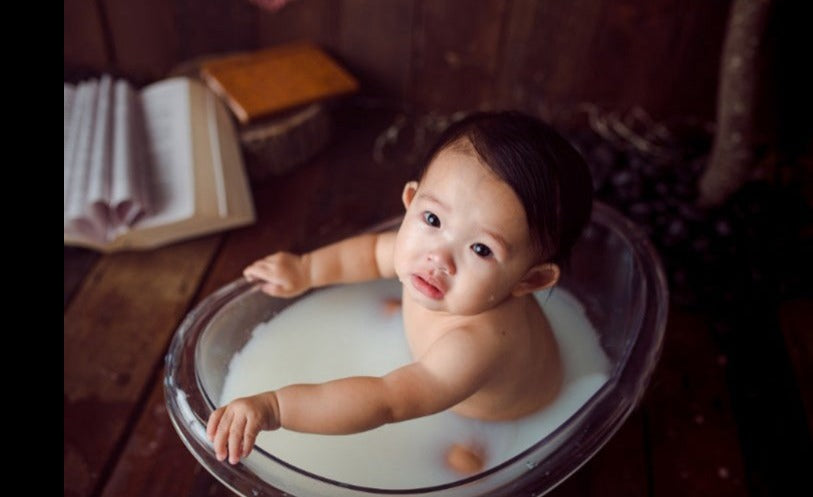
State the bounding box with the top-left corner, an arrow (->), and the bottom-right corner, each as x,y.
64,0 -> 732,123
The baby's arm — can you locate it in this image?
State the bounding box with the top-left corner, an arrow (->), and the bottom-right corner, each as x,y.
244,231 -> 396,297
207,325 -> 503,464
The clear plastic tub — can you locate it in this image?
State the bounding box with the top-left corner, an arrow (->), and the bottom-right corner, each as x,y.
165,201 -> 669,496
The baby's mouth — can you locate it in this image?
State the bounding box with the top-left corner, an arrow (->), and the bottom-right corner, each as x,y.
410,274 -> 445,300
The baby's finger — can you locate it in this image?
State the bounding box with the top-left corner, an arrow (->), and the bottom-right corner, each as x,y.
242,419 -> 261,458
213,410 -> 234,461
206,408 -> 224,441
245,265 -> 288,288
243,264 -> 268,281
253,261 -> 283,279
228,416 -> 247,465
260,282 -> 288,296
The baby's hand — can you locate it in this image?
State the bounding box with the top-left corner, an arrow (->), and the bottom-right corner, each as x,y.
243,252 -> 311,297
206,394 -> 280,465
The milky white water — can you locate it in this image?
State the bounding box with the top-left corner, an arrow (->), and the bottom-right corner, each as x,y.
219,279 -> 610,489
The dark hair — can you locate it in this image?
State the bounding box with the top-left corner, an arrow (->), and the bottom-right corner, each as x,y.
418,110 -> 593,264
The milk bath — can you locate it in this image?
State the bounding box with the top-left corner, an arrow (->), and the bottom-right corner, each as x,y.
219,279 -> 610,489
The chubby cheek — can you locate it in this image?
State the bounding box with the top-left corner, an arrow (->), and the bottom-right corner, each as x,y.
448,270 -> 506,315
392,228 -> 418,279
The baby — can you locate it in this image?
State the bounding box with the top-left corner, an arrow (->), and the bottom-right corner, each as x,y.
207,110 -> 593,471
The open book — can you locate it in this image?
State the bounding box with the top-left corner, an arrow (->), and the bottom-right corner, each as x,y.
64,76 -> 255,252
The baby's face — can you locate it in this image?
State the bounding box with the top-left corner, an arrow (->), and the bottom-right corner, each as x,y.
393,144 -> 539,315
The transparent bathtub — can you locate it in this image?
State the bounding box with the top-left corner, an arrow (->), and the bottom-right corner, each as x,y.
165,201 -> 669,496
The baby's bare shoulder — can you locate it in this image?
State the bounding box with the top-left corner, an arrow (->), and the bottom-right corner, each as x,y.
478,295 -> 551,338
415,318 -> 510,380
431,311 -> 517,351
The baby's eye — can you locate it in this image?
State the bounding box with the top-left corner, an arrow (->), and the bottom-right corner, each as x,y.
423,211 -> 440,227
471,243 -> 492,258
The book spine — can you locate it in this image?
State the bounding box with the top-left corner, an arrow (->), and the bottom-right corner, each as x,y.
201,69 -> 250,124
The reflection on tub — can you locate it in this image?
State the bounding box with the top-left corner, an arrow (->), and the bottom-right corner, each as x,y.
217,278 -> 610,489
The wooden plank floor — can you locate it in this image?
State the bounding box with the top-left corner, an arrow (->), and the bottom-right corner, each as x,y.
64,104 -> 812,497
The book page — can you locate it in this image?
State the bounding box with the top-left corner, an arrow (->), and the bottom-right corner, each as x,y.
64,83 -> 77,205
135,79 -> 195,228
209,86 -> 256,224
205,90 -> 228,217
85,75 -> 115,238
65,80 -> 96,218
64,83 -> 75,148
64,79 -> 108,242
109,79 -> 150,231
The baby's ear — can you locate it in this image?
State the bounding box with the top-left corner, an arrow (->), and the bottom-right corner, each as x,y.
512,263 -> 560,297
402,181 -> 419,209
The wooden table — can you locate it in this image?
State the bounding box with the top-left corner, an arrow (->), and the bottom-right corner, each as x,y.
64,104 -> 812,497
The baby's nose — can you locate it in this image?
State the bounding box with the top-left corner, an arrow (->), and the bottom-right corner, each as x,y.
427,250 -> 455,275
